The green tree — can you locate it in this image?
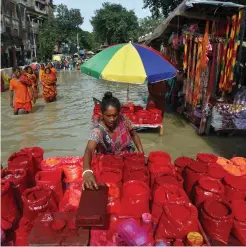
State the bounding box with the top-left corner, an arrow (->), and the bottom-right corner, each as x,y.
138,15 -> 164,37
91,2 -> 139,45
143,0 -> 183,18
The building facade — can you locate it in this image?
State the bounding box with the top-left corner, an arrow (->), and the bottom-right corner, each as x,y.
1,0 -> 53,68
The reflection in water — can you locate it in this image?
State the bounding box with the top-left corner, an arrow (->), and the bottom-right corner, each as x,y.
1,71 -> 245,166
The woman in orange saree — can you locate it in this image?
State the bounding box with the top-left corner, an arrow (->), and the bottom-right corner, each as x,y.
41,68 -> 57,103
47,62 -> 57,77
24,66 -> 38,99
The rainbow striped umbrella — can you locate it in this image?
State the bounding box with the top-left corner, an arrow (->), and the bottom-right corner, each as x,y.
81,43 -> 177,84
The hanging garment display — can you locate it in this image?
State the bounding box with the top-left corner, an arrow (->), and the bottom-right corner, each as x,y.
183,34 -> 189,70
200,21 -> 210,70
185,35 -> 193,105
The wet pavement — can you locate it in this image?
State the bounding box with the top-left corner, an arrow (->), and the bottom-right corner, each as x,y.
1,71 -> 245,166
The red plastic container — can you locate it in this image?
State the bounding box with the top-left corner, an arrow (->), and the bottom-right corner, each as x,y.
223,174 -> 246,201
194,177 -> 224,208
123,166 -> 149,185
156,201 -> 199,239
8,151 -> 35,185
152,184 -> 189,224
121,181 -> 150,217
231,200 -> 246,245
174,156 -> 195,175
148,151 -> 171,164
22,186 -> 58,224
197,153 -> 218,164
200,199 -> 233,244
99,154 -> 124,170
35,170 -> 63,203
2,168 -> 28,211
153,173 -> 184,196
1,180 -> 19,230
20,147 -> 44,171
183,161 -> 208,197
41,157 -> 62,171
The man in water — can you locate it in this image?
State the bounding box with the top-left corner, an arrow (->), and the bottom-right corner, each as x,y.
9,70 -> 34,115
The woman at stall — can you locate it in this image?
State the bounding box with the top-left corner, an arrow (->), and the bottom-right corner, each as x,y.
82,92 -> 144,190
41,67 -> 57,103
147,81 -> 171,117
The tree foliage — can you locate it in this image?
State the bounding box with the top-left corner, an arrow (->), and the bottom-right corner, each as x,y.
143,0 -> 183,18
91,2 -> 139,45
138,16 -> 164,37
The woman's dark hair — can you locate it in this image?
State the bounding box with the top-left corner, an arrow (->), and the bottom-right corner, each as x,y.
24,66 -> 32,72
45,68 -> 51,73
101,92 -> 121,113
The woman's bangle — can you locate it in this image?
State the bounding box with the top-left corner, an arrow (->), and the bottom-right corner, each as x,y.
82,169 -> 94,177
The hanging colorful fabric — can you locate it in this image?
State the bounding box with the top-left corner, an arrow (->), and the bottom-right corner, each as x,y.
230,11 -> 243,82
208,42 -> 217,94
185,35 -> 193,105
183,34 -> 188,70
190,38 -> 198,104
192,37 -> 203,106
219,17 -> 230,90
200,21 -> 209,70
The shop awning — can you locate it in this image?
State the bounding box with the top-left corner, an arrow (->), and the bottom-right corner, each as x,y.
145,0 -> 245,45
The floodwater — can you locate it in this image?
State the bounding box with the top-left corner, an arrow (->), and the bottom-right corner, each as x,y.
1,71 -> 245,166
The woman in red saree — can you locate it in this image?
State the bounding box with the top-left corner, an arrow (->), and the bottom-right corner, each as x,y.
24,66 -> 38,99
47,62 -> 57,77
41,68 -> 57,103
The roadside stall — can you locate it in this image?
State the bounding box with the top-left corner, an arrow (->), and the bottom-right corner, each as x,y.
81,42 -> 177,136
145,0 -> 246,135
1,147 -> 246,246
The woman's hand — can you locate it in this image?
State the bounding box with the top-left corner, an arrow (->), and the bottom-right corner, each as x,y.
82,171 -> 98,190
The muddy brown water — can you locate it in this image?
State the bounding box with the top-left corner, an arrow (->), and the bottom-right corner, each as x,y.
1,71 -> 245,166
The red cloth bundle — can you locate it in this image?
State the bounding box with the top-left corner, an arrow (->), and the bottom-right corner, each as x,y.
223,174 -> 246,201
8,151 -> 35,185
197,153 -> 218,164
41,157 -> 62,171
123,152 -> 145,167
59,182 -> 82,212
156,201 -> 198,239
121,181 -> 150,217
194,177 -> 224,208
106,183 -> 121,215
99,154 -> 124,171
135,110 -> 151,124
231,200 -> 246,245
98,168 -> 122,190
1,181 -> 19,230
21,186 -> 58,224
174,156 -> 195,175
20,147 -> 44,171
2,168 -> 28,211
152,184 -> 189,224
62,156 -> 83,183
207,162 -> 228,180
200,199 -> 233,244
183,160 -> 208,197
35,170 -> 63,203
123,166 -> 149,185
153,173 -> 184,196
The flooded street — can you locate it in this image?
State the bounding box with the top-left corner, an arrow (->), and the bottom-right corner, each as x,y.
1,71 -> 245,166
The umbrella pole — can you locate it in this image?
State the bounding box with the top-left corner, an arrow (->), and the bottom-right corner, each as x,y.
127,84 -> 130,103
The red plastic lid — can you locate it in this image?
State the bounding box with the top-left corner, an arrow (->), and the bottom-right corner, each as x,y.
203,199 -> 232,218
224,174 -> 246,190
197,153 -> 218,164
156,175 -> 180,186
188,161 -> 208,173
50,219 -> 66,231
207,163 -> 227,179
198,177 -> 224,193
174,156 -> 194,168
231,200 -> 246,221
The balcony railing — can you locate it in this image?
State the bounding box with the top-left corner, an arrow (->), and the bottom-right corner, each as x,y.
34,5 -> 47,14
